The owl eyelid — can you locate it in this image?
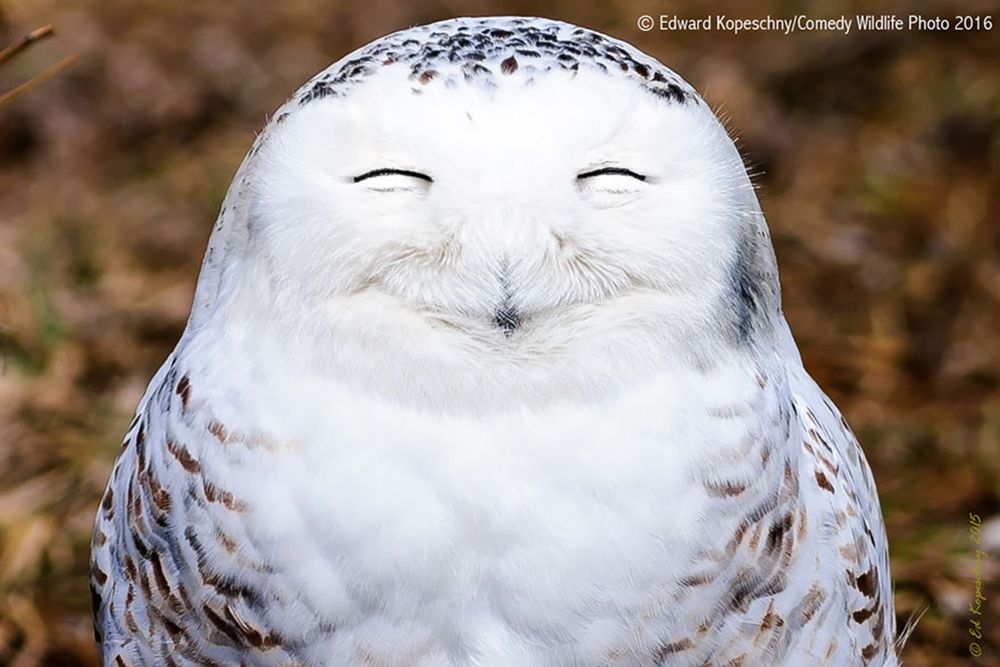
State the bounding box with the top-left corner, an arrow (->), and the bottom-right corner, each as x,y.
576,167 -> 647,182
353,168 -> 434,183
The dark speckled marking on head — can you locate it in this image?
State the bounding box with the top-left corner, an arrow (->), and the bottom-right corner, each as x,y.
294,17 -> 697,108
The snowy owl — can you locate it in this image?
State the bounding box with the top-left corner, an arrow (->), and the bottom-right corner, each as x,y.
90,16 -> 897,667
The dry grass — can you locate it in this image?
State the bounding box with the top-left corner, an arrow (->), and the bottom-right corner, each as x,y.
0,1 -> 997,665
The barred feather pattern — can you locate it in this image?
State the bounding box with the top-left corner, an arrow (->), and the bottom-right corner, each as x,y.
91,351 -> 895,666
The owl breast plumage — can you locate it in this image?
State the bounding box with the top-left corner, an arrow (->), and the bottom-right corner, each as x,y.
90,16 -> 896,667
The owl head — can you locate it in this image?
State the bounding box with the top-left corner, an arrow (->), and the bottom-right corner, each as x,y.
185,17 -> 784,410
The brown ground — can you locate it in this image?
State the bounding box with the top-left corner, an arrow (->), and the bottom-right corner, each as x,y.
0,1 -> 997,665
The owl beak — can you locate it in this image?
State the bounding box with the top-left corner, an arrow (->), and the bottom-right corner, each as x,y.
493,264 -> 520,336
493,302 -> 521,336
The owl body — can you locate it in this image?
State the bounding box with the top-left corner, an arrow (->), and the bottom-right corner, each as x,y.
91,16 -> 896,666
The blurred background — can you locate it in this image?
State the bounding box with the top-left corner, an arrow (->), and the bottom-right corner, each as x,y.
0,0 -> 997,665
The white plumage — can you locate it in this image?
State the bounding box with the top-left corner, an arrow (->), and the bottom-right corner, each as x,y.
91,16 -> 897,666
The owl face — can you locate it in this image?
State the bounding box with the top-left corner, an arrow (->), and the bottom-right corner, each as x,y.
244,57 -> 760,342
213,19 -> 776,396
184,18 -> 784,408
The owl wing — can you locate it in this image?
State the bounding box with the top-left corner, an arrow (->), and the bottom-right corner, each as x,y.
787,366 -> 897,666
90,357 -> 296,666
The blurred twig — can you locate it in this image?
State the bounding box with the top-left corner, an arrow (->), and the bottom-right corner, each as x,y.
0,24 -> 77,109
0,25 -> 54,66
0,55 -> 78,108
